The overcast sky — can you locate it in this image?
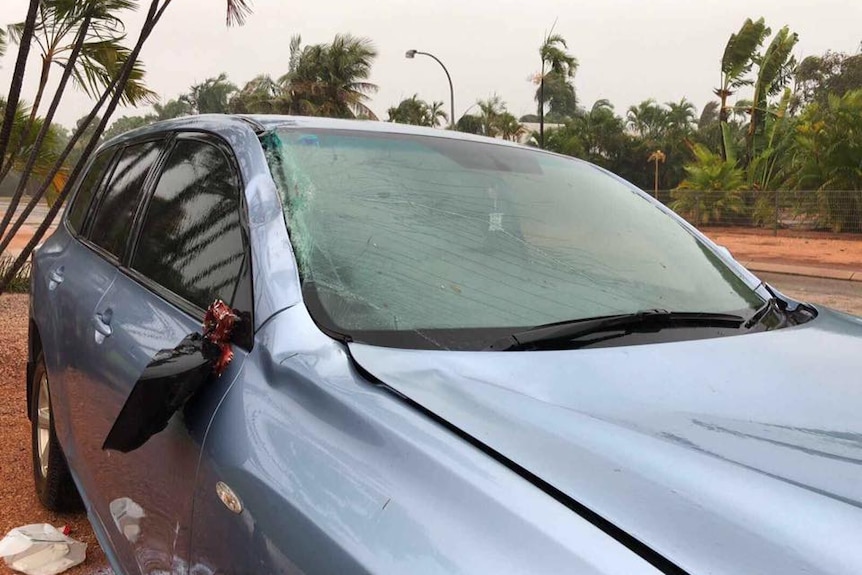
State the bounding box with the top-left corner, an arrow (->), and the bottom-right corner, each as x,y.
1,0 -> 860,129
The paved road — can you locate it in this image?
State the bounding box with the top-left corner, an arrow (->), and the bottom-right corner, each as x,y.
760,272 -> 862,316
0,197 -> 49,224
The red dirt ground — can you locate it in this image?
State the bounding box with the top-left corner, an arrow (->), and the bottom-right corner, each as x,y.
0,295 -> 111,575
701,226 -> 862,271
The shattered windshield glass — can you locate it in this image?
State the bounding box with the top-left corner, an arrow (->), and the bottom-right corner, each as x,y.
264,128 -> 762,349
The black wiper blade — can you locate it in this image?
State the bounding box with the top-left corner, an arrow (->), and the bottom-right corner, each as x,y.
486,309 -> 745,351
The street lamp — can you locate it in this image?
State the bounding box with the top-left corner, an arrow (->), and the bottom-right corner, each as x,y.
405,49 -> 454,129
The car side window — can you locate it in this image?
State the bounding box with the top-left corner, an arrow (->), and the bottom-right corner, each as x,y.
88,141 -> 162,259
132,138 -> 246,311
66,149 -> 114,235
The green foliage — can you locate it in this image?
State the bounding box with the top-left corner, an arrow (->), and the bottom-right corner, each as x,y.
9,0 -> 157,109
102,114 -> 151,140
152,98 -> 193,120
718,17 -> 770,93
626,99 -> 668,143
477,95 -> 504,137
181,73 -> 237,114
0,256 -> 30,293
102,96 -> 193,142
497,112 -> 526,141
714,17 -> 770,160
387,95 -> 447,127
0,97 -> 65,196
228,75 -> 288,114
784,90 -> 862,231
454,114 -> 483,135
671,144 -> 746,225
747,26 -> 797,158
795,51 -> 862,107
282,34 -> 379,119
536,33 -> 578,120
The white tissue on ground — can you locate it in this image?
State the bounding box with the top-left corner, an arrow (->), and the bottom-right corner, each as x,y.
0,523 -> 86,575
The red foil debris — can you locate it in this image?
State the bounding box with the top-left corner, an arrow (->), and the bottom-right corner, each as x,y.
203,299 -> 239,376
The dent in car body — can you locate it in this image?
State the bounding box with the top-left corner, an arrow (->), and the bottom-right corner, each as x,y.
349,308 -> 862,575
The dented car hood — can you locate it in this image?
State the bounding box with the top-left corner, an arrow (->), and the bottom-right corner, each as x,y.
348,308 -> 862,575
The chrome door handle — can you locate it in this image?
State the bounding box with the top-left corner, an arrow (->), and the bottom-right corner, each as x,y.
93,309 -> 113,343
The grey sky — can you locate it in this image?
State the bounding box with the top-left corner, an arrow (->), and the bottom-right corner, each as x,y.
1,0 -> 860,129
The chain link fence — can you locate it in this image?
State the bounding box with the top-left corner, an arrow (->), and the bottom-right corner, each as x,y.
653,190 -> 862,235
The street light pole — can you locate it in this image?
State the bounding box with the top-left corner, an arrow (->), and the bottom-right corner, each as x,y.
406,49 -> 454,129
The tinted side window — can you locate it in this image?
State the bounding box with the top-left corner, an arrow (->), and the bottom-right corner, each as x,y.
89,141 -> 161,258
132,139 -> 245,310
66,150 -> 113,234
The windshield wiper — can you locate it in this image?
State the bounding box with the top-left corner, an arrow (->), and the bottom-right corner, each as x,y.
485,309 -> 746,351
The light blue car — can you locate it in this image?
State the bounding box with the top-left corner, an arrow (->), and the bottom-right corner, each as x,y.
28,115 -> 862,575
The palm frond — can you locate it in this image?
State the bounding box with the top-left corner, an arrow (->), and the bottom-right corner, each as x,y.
225,0 -> 253,26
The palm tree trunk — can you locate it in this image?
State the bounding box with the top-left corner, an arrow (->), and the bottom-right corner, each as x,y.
30,55 -> 52,123
0,0 -> 164,292
0,13 -> 92,247
718,89 -> 729,162
539,61 -> 545,149
0,0 -> 39,182
0,54 -> 53,187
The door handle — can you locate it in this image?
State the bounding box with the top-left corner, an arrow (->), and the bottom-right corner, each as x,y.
47,267 -> 64,291
93,309 -> 113,343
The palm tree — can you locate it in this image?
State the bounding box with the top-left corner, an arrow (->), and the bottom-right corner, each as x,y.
647,149 -> 666,198
498,113 -> 526,142
698,101 -> 720,131
665,98 -> 697,134
282,34 -> 379,119
0,0 -> 39,184
387,94 -> 427,125
0,0 -> 157,241
427,101 -> 448,127
387,96 -> 449,127
477,95 -> 505,137
626,99 -> 668,142
229,74 -> 287,114
181,73 -> 238,114
536,31 -> 578,146
7,0 -> 156,123
0,0 -> 254,292
0,28 -> 6,58
713,17 -> 770,162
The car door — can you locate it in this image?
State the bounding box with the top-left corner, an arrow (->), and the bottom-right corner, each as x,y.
57,140 -> 165,490
36,147 -> 119,452
84,132 -> 253,574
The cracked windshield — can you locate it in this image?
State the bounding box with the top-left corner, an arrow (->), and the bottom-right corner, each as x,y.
266,129 -> 761,345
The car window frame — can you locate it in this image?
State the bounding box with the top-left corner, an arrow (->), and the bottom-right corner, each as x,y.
78,135 -> 168,265
123,130 -> 255,350
62,147 -> 119,237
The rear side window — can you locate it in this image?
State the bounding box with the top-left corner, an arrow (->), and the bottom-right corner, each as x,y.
89,141 -> 161,259
132,138 -> 245,310
66,150 -> 114,234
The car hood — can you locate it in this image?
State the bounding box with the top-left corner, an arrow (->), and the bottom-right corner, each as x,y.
348,309 -> 862,575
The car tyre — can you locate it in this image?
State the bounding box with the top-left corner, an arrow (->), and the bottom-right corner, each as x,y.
30,352 -> 82,511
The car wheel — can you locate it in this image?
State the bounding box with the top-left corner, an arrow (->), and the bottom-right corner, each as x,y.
30,352 -> 82,511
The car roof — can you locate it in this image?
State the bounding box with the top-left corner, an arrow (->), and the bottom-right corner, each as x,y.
99,113 -> 532,151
